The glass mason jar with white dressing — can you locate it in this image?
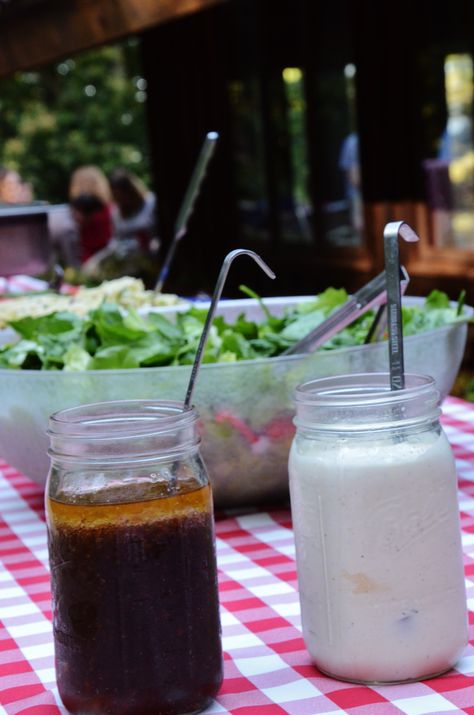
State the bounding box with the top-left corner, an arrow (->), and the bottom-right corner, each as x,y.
289,373 -> 467,685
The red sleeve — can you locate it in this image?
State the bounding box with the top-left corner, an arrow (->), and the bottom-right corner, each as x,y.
80,205 -> 113,262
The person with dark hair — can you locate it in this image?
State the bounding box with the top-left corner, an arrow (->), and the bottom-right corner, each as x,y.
80,170 -> 158,285
108,168 -> 158,251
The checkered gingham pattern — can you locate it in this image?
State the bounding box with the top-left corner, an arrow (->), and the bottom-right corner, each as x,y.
1,397 -> 474,714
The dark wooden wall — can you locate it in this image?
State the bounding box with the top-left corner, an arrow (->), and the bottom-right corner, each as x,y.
140,0 -> 474,304
141,6 -> 236,296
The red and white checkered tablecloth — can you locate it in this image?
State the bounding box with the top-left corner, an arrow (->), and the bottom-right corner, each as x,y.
1,396 -> 474,715
0,275 -> 49,296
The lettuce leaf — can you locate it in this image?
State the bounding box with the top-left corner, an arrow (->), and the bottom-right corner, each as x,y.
0,288 -> 468,371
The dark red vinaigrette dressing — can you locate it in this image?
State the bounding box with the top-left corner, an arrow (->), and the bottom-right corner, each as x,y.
47,483 -> 222,715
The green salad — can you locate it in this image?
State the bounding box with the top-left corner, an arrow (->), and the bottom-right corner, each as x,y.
0,287 -> 467,371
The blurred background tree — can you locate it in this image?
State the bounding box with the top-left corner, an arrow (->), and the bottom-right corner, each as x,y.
0,38 -> 150,203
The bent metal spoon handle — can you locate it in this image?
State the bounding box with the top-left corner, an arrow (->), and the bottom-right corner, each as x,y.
183,249 -> 276,410
383,221 -> 419,391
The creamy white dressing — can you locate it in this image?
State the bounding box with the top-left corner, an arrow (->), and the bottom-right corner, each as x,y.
289,428 -> 468,683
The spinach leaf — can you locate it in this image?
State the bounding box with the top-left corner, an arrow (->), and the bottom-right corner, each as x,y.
0,288 -> 468,371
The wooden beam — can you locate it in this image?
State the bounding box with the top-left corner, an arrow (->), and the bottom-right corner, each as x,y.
0,0 -> 224,78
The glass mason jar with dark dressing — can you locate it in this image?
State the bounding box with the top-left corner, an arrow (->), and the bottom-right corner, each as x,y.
46,399 -> 223,715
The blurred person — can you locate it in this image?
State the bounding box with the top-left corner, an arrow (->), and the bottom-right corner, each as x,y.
47,204 -> 81,269
0,167 -> 33,204
81,169 -> 159,286
108,168 -> 158,252
69,165 -> 113,263
339,132 -> 363,233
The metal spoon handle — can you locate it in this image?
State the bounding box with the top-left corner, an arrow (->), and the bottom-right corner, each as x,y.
155,131 -> 219,292
383,221 -> 419,390
184,249 -> 276,409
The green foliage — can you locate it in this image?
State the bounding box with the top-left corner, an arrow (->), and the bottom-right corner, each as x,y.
0,39 -> 150,202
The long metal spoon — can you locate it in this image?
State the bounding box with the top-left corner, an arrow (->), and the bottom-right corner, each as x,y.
184,249 -> 276,409
383,221 -> 420,390
155,131 -> 219,292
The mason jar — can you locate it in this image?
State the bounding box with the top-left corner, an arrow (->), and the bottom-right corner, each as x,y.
289,373 -> 467,685
46,400 -> 222,715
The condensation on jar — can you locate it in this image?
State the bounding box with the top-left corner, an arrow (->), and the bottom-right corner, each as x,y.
289,373 -> 468,685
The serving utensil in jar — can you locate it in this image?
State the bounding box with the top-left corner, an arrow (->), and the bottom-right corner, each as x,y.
184,249 -> 275,409
383,221 -> 420,390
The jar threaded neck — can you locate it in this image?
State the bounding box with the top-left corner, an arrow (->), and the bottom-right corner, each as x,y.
48,400 -> 199,465
293,373 -> 440,433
